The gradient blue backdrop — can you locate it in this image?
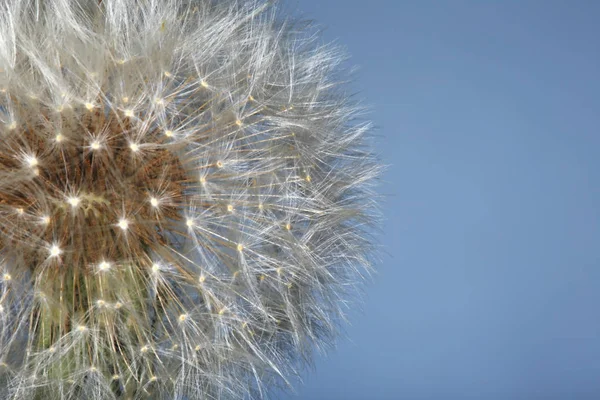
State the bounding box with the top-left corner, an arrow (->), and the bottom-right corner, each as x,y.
279,1 -> 600,399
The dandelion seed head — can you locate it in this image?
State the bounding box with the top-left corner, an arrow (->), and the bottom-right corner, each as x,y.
0,1 -> 380,398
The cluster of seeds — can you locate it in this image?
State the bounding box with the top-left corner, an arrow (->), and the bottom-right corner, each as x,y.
0,1 -> 379,399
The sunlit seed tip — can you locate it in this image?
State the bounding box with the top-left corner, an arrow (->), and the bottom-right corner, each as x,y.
186,218 -> 194,227
151,263 -> 160,272
149,376 -> 158,382
26,156 -> 38,168
112,375 -> 120,381
237,243 -> 244,252
85,103 -> 94,111
114,302 -> 123,309
68,197 -> 80,207
6,122 -> 16,130
48,347 -> 55,353
258,203 -> 264,210
90,141 -> 101,150
305,175 -> 311,182
198,275 -> 206,283
164,71 -> 172,77
129,143 -> 139,152
76,325 -> 87,332
248,95 -> 254,101
124,109 -> 134,117
49,245 -> 61,257
150,197 -> 159,207
178,314 -> 187,322
3,274 -> 11,281
218,308 -> 226,315
199,176 -> 206,184
55,133 -> 64,142
96,300 -> 105,307
122,96 -> 129,103
99,261 -> 111,271
165,129 -> 174,137
259,275 -> 265,281
200,79 -> 208,88
285,223 -> 291,231
41,215 -> 51,225
155,97 -> 164,105
276,267 -> 282,275
194,345 -> 201,351
235,119 -> 242,126
118,219 -> 129,230
141,345 -> 149,353
216,160 -> 223,168
227,204 -> 234,212
16,207 -> 24,215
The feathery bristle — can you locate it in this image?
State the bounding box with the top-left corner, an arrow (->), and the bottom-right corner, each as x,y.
0,1 -> 380,399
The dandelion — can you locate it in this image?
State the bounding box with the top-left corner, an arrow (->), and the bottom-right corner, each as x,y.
0,0 -> 380,399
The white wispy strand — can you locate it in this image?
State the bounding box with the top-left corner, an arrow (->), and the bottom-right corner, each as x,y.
0,0 -> 381,399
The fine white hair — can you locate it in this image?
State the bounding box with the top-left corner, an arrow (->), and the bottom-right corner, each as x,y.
0,0 -> 380,399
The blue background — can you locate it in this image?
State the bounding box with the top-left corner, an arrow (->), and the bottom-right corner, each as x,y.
283,1 -> 600,399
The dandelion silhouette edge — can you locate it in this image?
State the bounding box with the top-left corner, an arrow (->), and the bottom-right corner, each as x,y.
0,1 -> 380,398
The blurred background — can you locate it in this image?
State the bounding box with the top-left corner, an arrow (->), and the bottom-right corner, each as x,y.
281,1 -> 600,399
